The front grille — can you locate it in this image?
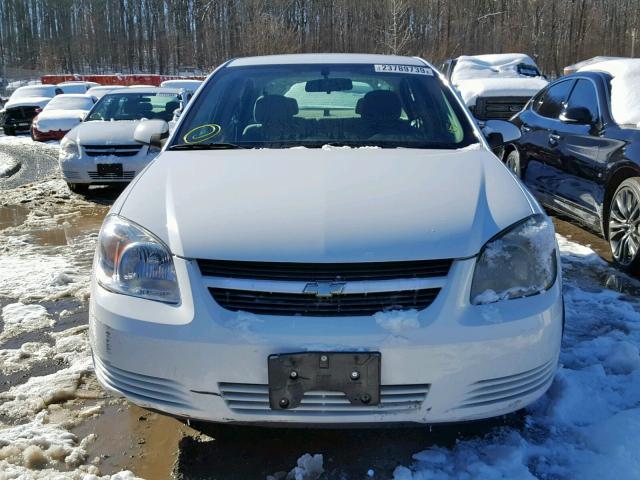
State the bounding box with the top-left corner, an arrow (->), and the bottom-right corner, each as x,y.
218,383 -> 430,415
455,360 -> 556,409
474,96 -> 530,120
5,106 -> 39,122
83,144 -> 142,157
209,287 -> 440,316
197,259 -> 453,281
87,170 -> 136,180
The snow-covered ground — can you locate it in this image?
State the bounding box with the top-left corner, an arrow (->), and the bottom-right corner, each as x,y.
0,136 -> 639,479
392,237 -> 640,480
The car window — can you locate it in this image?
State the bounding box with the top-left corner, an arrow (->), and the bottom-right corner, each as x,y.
172,63 -> 477,149
534,80 -> 574,119
565,79 -> 599,122
85,92 -> 181,122
11,86 -> 56,98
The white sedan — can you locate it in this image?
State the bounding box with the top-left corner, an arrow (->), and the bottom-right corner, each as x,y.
90,54 -> 563,426
31,94 -> 95,142
59,87 -> 182,193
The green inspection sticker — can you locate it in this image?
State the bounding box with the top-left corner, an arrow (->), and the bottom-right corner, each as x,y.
183,124 -> 222,144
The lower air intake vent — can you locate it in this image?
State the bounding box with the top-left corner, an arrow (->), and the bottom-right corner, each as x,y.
218,383 -> 430,415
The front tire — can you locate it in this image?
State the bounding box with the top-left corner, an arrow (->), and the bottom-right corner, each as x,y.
3,126 -> 15,136
67,182 -> 89,194
608,178 -> 640,275
505,148 -> 522,178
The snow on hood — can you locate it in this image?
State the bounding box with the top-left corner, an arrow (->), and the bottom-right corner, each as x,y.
65,119 -> 146,145
580,58 -> 640,127
118,147 -> 535,261
456,77 -> 548,106
451,53 -> 541,83
34,109 -> 87,133
3,96 -> 52,110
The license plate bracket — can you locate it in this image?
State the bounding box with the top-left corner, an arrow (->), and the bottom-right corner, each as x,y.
267,352 -> 381,410
97,163 -> 123,176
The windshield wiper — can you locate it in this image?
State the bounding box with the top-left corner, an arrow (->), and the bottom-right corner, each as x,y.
167,143 -> 247,150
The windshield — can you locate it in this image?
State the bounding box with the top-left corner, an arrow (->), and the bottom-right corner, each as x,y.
86,92 -> 181,122
44,96 -> 94,111
172,63 -> 476,149
452,55 -> 542,83
12,86 -> 56,98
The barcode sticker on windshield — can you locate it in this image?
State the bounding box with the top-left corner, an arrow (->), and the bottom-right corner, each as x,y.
374,64 -> 433,75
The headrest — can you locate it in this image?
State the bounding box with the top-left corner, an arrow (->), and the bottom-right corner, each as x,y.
254,95 -> 298,124
164,101 -> 180,112
358,90 -> 402,120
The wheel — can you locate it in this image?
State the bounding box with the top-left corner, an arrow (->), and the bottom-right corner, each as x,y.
3,126 -> 15,136
608,178 -> 640,274
505,148 -> 522,178
67,182 -> 89,194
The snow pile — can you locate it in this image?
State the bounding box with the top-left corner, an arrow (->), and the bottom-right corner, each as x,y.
267,453 -> 324,480
395,235 -> 640,479
0,151 -> 20,178
0,247 -> 87,301
580,58 -> 640,127
0,303 -> 53,341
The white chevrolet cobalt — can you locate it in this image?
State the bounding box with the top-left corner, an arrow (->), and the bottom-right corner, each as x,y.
90,54 -> 563,426
59,87 -> 181,193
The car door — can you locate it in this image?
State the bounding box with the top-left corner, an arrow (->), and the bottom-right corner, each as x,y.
520,79 -> 575,200
551,78 -> 610,225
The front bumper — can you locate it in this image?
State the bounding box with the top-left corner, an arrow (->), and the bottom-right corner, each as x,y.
90,256 -> 563,425
59,148 -> 158,184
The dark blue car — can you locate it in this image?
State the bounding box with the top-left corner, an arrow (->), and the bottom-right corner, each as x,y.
506,68 -> 640,274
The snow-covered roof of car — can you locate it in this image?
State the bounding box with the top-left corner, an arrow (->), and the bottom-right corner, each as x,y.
451,53 -> 540,84
564,56 -> 626,75
579,58 -> 640,127
227,53 -> 428,67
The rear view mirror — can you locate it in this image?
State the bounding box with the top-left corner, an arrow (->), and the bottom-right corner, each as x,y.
133,119 -> 169,148
482,120 -> 521,149
305,78 -> 353,93
560,107 -> 593,125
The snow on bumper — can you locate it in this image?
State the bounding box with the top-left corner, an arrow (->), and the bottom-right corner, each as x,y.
89,257 -> 563,425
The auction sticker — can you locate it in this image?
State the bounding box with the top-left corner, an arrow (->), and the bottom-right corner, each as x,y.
183,124 -> 222,144
374,64 -> 433,75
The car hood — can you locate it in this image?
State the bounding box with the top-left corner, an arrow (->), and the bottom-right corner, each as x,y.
118,146 -> 535,261
455,77 -> 548,106
4,96 -> 52,109
65,120 -> 143,144
35,109 -> 88,132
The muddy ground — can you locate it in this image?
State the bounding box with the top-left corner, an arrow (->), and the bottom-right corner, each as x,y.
0,136 -> 637,480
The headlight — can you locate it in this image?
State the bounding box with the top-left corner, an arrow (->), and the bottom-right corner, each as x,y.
471,214 -> 557,305
59,137 -> 79,160
95,215 -> 180,304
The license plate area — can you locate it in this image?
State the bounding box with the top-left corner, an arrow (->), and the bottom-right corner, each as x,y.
268,352 -> 381,410
97,163 -> 123,176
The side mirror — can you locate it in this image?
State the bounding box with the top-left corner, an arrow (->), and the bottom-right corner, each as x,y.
560,107 -> 593,125
133,119 -> 169,148
482,120 -> 521,149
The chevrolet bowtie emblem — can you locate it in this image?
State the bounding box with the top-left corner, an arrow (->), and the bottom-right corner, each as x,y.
303,282 -> 346,298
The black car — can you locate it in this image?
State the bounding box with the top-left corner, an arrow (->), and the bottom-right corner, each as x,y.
506,71 -> 640,274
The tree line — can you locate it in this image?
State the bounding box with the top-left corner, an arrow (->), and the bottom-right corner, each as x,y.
0,0 -> 638,79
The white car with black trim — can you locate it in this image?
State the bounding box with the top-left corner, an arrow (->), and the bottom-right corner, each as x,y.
59,87 -> 181,193
90,53 -> 563,426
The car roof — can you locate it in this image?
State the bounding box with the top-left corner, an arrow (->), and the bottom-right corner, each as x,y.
227,53 -> 427,67
88,85 -> 122,90
51,93 -> 93,99
105,87 -> 182,95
